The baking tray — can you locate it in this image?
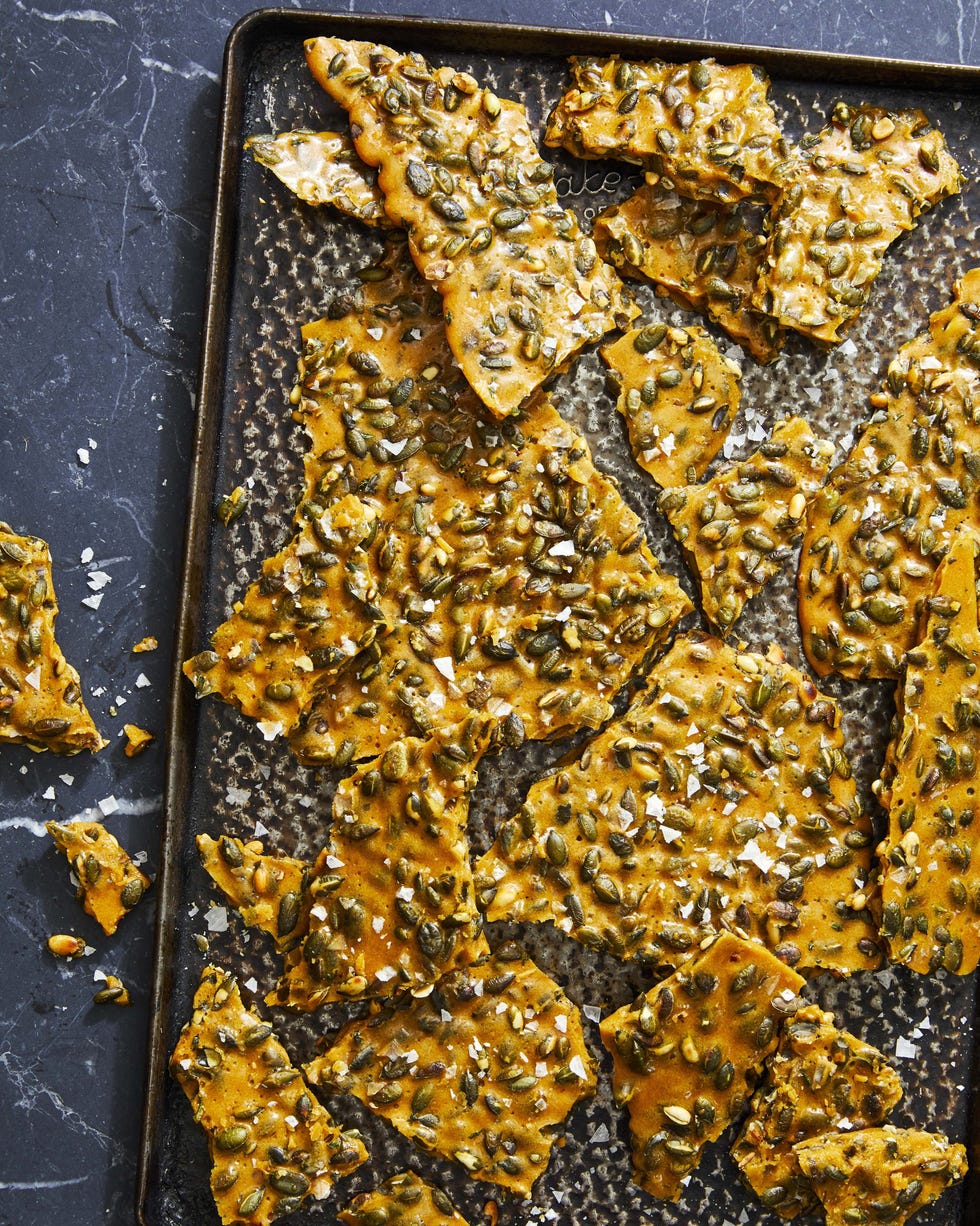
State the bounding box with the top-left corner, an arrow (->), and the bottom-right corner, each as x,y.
137,9 -> 980,1225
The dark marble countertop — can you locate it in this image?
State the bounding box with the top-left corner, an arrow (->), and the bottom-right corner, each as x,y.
1,3 -> 977,1225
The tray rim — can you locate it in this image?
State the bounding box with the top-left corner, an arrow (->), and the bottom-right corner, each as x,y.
136,7 -> 980,1224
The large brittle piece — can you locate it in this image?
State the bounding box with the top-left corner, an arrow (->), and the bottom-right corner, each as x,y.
187,243 -> 691,752
731,1004 -> 903,1217
268,722 -> 490,1010
0,524 -> 105,754
600,932 -> 805,1201
305,37 -> 634,418
545,57 -> 792,203
197,835 -> 311,953
305,949 -> 596,1197
799,267 -> 980,679
755,102 -> 961,345
47,820 -> 149,935
246,130 -> 391,226
875,527 -> 980,975
660,417 -> 834,632
793,1125 -> 968,1226
594,181 -> 782,363
601,321 -> 742,487
475,631 -> 881,976
171,965 -> 367,1226
339,1171 -> 469,1225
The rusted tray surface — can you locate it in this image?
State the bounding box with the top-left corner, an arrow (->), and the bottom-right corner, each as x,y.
138,9 -> 980,1225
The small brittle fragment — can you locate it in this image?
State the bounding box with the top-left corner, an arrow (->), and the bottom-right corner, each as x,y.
594,181 -> 782,363
475,631 -> 881,976
339,1171 -> 469,1225
601,932 -> 805,1201
93,974 -> 130,1006
47,819 -> 149,935
0,523 -> 105,754
875,527 -> 980,975
755,102 -> 961,345
171,965 -> 367,1226
793,1125 -> 967,1226
800,268 -> 980,679
269,722 -> 491,1010
731,1004 -> 903,1217
197,835 -> 311,954
545,57 -> 792,202
305,37 -> 634,417
660,417 -> 834,632
246,129 -> 391,226
305,950 -> 596,1197
601,321 -> 742,487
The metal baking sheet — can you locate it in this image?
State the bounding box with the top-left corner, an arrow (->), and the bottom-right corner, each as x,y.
137,10 -> 980,1224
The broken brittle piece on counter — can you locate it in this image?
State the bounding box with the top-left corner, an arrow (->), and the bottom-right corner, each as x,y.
660,417 -> 834,632
601,321 -> 742,487
601,932 -> 805,1201
93,974 -> 130,1006
172,965 -> 367,1226
246,129 -> 391,226
793,1125 -> 968,1226
475,631 -> 881,977
594,181 -> 782,364
46,820 -> 149,935
305,37 -> 634,418
545,57 -> 792,202
188,242 -> 691,755
0,523 -> 105,754
269,722 -> 491,1010
198,835 -> 311,954
339,1171 -> 469,1225
799,267 -> 980,679
306,949 -> 596,1197
755,102 -> 961,345
731,1004 -> 903,1217
875,527 -> 980,975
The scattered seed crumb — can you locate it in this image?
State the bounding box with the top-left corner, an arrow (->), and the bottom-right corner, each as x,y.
123,725 -> 154,757
132,636 -> 158,653
47,933 -> 86,958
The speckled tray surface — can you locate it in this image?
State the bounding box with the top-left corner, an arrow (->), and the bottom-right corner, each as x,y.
138,10 -> 980,1226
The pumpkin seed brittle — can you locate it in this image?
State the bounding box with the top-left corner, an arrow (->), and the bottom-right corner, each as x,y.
755,102 -> 961,346
305,37 -> 633,418
269,723 -> 490,1010
793,1125 -> 968,1226
875,527 -> 980,975
601,322 -> 742,488
799,268 -> 980,679
197,835 -> 311,954
188,242 -> 691,753
545,57 -> 792,203
731,1004 -> 903,1218
475,631 -> 881,976
660,417 -> 834,633
47,819 -> 149,936
339,1170 -> 469,1225
594,181 -> 782,364
171,965 -> 367,1226
600,931 -> 805,1202
246,129 -> 391,227
0,523 -> 105,754
306,949 -> 596,1197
